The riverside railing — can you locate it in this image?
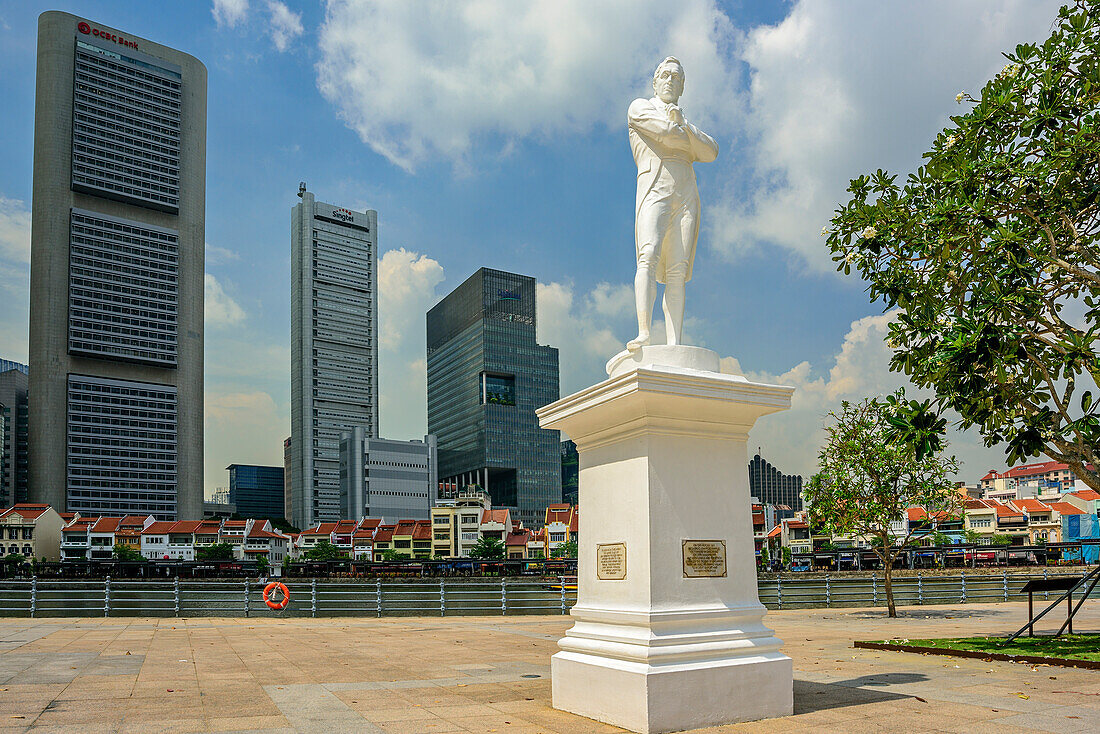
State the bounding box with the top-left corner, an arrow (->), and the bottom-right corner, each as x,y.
0,571 -> 1096,618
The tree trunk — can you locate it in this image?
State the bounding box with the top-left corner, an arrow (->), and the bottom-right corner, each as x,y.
882,548 -> 897,618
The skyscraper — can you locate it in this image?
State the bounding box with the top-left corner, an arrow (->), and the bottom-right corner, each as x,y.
0,365 -> 29,507
28,12 -> 206,519
426,268 -> 561,527
226,464 -> 285,520
748,453 -> 803,512
290,186 -> 378,529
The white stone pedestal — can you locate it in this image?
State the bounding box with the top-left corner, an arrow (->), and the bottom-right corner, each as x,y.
537,346 -> 795,734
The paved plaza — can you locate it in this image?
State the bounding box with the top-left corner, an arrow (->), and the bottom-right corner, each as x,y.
0,602 -> 1096,733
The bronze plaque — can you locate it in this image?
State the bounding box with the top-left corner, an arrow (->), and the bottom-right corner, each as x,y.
682,540 -> 727,578
596,543 -> 627,580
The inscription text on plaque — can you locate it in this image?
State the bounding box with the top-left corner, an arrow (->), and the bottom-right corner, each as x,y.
682,539 -> 727,578
596,543 -> 627,580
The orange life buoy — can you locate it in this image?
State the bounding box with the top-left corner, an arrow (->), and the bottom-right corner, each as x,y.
263,581 -> 290,610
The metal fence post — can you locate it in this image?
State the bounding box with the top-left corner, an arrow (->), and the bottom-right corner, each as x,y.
311,578 -> 317,617
961,571 -> 967,603
560,576 -> 567,614
825,574 -> 830,608
501,578 -> 507,616
103,576 -> 111,617
1044,567 -> 1048,600
30,576 -> 36,618
376,579 -> 382,617
440,578 -> 446,617
1003,569 -> 1008,601
918,572 -> 923,605
777,576 -> 782,609
244,581 -> 250,617
173,576 -> 180,616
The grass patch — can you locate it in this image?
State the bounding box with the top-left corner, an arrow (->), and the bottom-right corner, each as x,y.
878,634 -> 1100,662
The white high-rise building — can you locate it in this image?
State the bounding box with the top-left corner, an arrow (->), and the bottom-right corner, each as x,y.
339,429 -> 437,523
290,185 -> 378,529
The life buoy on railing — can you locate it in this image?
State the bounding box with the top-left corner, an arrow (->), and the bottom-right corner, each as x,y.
263,581 -> 290,610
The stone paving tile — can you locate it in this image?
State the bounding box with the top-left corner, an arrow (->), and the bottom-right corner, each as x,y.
0,602 -> 1095,732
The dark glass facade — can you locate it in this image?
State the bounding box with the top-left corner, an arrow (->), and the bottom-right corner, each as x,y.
748,453 -> 803,513
227,463 -> 286,520
561,439 -> 578,507
427,268 -> 561,527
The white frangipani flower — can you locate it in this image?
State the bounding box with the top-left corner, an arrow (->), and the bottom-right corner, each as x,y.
860,226 -> 878,239
944,135 -> 957,149
956,91 -> 966,104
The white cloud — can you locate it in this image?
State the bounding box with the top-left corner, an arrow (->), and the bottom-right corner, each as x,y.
266,0 -> 303,52
204,273 -> 246,327
205,242 -> 240,265
204,390 -> 284,493
316,0 -> 740,171
211,0 -> 249,28
377,248 -> 445,439
0,196 -> 30,362
717,0 -> 1063,269
723,311 -> 1006,483
0,196 -> 30,264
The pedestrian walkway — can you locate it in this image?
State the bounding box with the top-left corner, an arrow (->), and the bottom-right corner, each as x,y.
0,602 -> 1096,732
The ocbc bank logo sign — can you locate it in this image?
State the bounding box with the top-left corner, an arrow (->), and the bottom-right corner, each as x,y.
77,21 -> 139,50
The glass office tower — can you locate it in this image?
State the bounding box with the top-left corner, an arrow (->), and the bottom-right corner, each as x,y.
426,268 -> 561,528
226,464 -> 286,520
748,453 -> 804,512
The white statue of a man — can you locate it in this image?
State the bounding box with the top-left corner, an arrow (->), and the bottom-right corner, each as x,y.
626,56 -> 719,352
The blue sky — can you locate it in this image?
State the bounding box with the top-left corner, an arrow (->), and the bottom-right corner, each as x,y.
0,0 -> 1066,496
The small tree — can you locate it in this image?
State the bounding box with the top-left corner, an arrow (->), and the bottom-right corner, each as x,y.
196,542 -> 235,561
781,546 -> 792,567
112,543 -> 144,562
805,391 -> 961,617
990,533 -> 1014,546
930,531 -> 952,548
256,554 -> 269,575
380,548 -> 402,562
826,1 -> 1100,486
468,537 -> 505,560
551,540 -> 578,559
303,540 -> 347,562
962,529 -> 982,545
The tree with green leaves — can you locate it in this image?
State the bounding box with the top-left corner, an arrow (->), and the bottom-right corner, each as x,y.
379,549 -> 403,562
827,1 -> 1100,488
468,536 -> 505,560
930,531 -> 953,548
256,554 -> 269,575
805,391 -> 962,617
963,529 -> 982,544
303,540 -> 347,561
551,540 -> 578,559
112,543 -> 144,562
196,542 -> 235,562
990,533 -> 1014,546
781,546 -> 792,567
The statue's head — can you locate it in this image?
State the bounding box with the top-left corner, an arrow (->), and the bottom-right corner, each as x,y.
652,56 -> 684,104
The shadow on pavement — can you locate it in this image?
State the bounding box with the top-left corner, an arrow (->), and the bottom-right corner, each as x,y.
845,608 -> 1011,620
793,674 -> 927,714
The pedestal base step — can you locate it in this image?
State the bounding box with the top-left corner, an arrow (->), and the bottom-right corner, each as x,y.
551,650 -> 793,734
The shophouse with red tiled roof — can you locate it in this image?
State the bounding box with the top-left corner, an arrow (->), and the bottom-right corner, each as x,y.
981,461 -> 1081,497
391,520 -> 418,559
88,517 -> 121,560
60,515 -> 97,560
1008,499 -> 1061,543
243,521 -> 290,565
1064,489 -> 1100,516
506,529 -> 534,559
140,521 -> 177,560
372,524 -> 395,557
479,509 -> 514,543
0,504 -> 64,561
331,520 -> 358,555
193,520 -> 223,553
219,519 -> 248,553
542,504 -> 574,557
411,520 -> 433,559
